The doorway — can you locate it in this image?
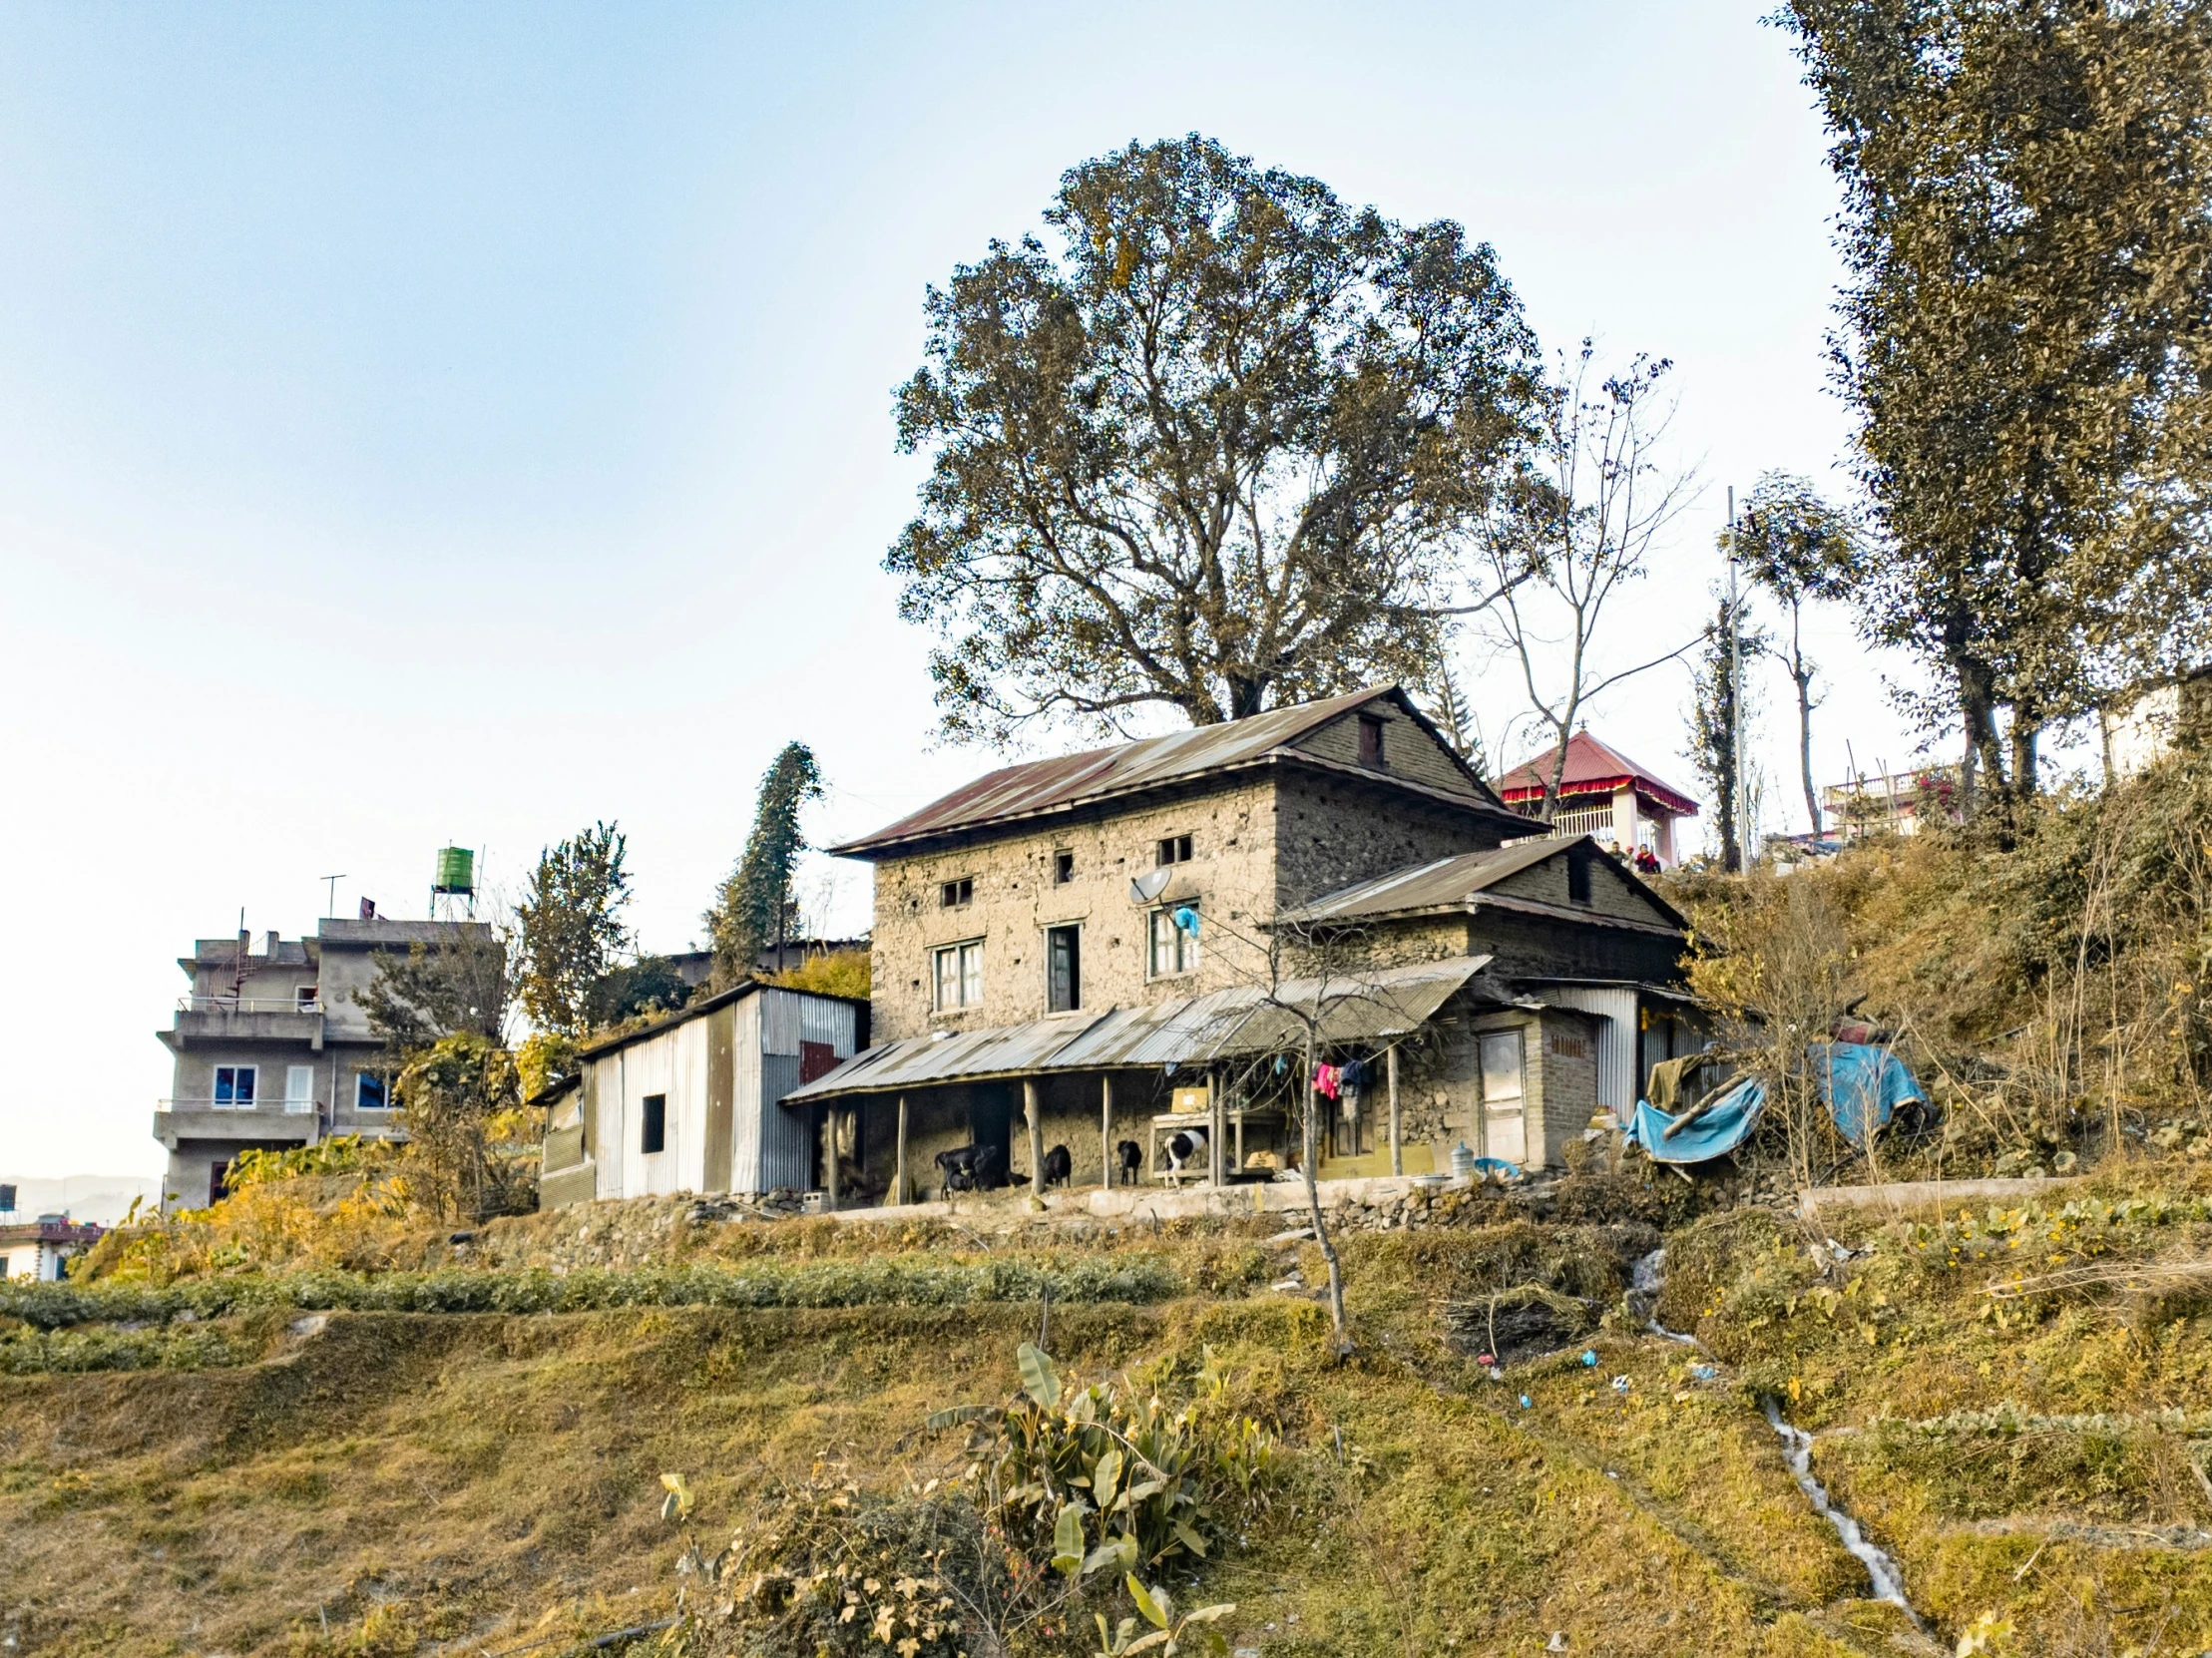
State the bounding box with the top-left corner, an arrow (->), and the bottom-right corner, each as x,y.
970,1083 -> 1013,1170
1047,925 -> 1082,1012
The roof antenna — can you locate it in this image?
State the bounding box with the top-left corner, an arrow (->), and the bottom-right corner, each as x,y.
321,874 -> 347,920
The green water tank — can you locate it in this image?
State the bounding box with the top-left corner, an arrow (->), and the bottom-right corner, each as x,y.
433,846 -> 476,894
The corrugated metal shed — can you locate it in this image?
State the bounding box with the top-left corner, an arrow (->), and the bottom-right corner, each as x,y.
784,957 -> 1494,1101
828,685 -> 1514,857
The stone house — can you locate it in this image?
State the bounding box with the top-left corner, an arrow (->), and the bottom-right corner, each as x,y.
784,685 -> 1696,1198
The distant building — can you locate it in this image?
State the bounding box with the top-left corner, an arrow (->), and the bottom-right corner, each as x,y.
1492,732 -> 1699,869
0,1214 -> 100,1281
154,916 -> 495,1210
1822,767 -> 1962,839
2101,667 -> 2212,780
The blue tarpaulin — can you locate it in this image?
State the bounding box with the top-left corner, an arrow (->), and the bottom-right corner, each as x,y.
1811,1042 -> 1925,1145
1625,1074 -> 1767,1164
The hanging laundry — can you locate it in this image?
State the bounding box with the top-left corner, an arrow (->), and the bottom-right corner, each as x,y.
1340,1057 -> 1369,1092
1314,1063 -> 1341,1099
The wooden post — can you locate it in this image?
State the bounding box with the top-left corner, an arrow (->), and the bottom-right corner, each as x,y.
1208,1067 -> 1224,1186
824,1106 -> 840,1211
1024,1078 -> 1045,1198
895,1095 -> 908,1206
1101,1073 -> 1113,1189
1387,1045 -> 1402,1176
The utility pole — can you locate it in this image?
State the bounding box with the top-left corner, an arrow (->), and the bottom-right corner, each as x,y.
1726,487 -> 1746,872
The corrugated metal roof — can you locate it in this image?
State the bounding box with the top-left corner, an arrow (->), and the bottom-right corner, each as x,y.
783,957 -> 1494,1101
828,685 -> 1513,856
1280,840 -> 1572,923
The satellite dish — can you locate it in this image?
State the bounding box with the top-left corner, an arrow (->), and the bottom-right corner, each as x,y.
1129,867 -> 1172,905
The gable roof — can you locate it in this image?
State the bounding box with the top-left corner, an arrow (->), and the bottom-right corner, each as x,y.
829,685 -> 1522,858
1280,836 -> 1689,932
1493,731 -> 1699,817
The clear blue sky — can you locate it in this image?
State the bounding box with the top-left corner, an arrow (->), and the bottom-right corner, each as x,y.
1,2 -> 1922,1179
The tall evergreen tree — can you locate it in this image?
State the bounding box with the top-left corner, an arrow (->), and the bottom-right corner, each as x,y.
1687,596 -> 1769,873
514,822 -> 632,1037
707,743 -> 826,987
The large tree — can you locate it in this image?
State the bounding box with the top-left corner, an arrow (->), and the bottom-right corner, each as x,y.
888,135 -> 1542,742
706,743 -> 825,986
514,822 -> 633,1037
1782,0 -> 2212,803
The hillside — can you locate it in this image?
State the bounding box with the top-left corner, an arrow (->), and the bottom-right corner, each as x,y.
4,1156 -> 2209,1658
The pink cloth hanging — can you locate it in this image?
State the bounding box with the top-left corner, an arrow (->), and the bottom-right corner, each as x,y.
1314,1063 -> 1341,1099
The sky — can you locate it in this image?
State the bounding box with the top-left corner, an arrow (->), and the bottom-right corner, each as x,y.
0,1 -> 1939,1181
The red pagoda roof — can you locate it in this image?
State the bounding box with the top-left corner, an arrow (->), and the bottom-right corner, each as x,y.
1493,731 -> 1699,817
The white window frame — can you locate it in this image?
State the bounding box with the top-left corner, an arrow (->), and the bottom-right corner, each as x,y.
933,939 -> 985,1010
355,1070 -> 391,1112
1147,906 -> 1198,979
284,1065 -> 316,1115
212,1064 -> 257,1109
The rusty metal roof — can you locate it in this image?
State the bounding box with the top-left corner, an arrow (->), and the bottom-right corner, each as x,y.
1279,840 -> 1571,923
828,685 -> 1513,857
782,957 -> 1494,1101
1280,837 -> 1688,932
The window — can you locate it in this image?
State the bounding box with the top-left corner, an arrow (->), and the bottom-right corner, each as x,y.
1052,849 -> 1075,885
355,1071 -> 389,1111
1156,833 -> 1192,866
284,1065 -> 315,1115
295,985 -> 319,1012
1047,925 -> 1082,1012
641,1093 -> 667,1155
940,877 -> 974,909
933,941 -> 984,1010
1148,906 -> 1198,977
1358,713 -> 1387,768
1566,848 -> 1592,904
212,1064 -> 256,1108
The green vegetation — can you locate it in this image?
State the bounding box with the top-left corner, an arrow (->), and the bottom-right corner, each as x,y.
706,741 -> 827,990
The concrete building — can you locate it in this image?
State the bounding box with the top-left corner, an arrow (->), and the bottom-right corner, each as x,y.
782,686 -> 1696,1197
1492,732 -> 1699,869
0,1214 -> 101,1281
155,916 -> 495,1209
536,980 -> 866,1207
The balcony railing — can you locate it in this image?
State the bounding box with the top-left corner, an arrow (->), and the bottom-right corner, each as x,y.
178,996 -> 321,1015
157,1097 -> 320,1114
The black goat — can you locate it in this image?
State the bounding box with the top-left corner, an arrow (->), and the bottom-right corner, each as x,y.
1115,1139 -> 1142,1186
1041,1144 -> 1072,1188
934,1143 -> 1009,1193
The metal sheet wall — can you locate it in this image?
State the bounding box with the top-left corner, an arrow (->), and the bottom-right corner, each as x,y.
1541,986 -> 1639,1110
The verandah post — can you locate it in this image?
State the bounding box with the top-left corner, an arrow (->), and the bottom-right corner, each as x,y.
895,1095 -> 908,1206
1388,1044 -> 1402,1176
1101,1073 -> 1113,1189
1024,1077 -> 1045,1198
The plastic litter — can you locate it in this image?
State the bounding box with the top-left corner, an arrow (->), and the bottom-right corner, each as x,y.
1690,1363 -> 1717,1382
1579,1350 -> 1598,1367
1610,1375 -> 1630,1394
1519,1395 -> 1533,1409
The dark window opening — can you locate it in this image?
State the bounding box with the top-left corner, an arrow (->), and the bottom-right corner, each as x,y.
211,1160 -> 232,1203
1155,834 -> 1192,866
355,1072 -> 388,1111
1047,925 -> 1082,1012
1567,849 -> 1592,904
641,1093 -> 667,1154
940,876 -> 974,908
1358,714 -> 1386,768
1052,849 -> 1075,885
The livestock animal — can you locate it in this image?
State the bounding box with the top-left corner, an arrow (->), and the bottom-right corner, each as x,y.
1164,1126 -> 1208,1175
1115,1139 -> 1142,1186
934,1143 -> 1008,1193
1041,1144 -> 1072,1188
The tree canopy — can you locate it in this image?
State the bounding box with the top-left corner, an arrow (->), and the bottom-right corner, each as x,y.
889,134 -> 1542,742
1782,0 -> 2212,798
514,822 -> 633,1037
706,743 -> 825,986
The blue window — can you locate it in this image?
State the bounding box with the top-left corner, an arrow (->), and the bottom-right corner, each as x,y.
355,1072 -> 389,1111
213,1065 -> 256,1107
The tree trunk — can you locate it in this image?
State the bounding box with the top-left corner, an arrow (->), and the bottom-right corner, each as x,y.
1300,1034 -> 1353,1359
2008,701 -> 2040,800
1790,602 -> 1820,836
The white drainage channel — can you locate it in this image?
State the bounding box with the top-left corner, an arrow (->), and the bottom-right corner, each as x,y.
1628,1248 -> 1931,1633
